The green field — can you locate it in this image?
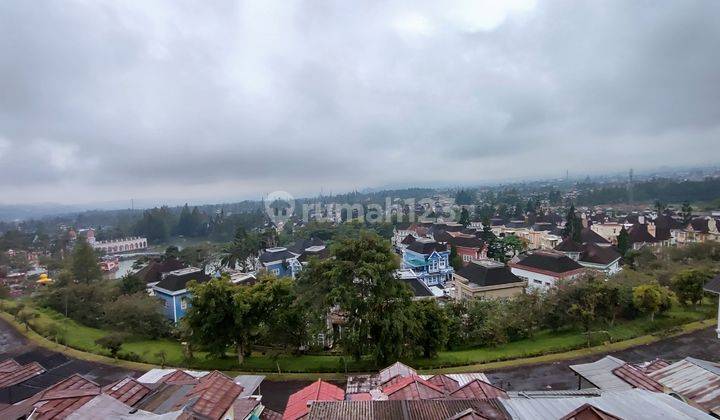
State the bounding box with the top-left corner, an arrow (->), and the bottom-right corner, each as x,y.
3,299 -> 714,373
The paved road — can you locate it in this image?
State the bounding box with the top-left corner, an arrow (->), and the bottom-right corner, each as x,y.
1,314 -> 718,413
486,326 -> 720,391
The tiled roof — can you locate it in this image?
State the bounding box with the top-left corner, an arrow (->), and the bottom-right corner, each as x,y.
580,243 -> 621,266
173,370 -> 243,420
580,228 -> 611,245
627,224 -> 658,244
455,261 -> 523,287
232,397 -> 260,419
611,364 -> 664,392
407,240 -> 447,255
102,377 -> 152,406
555,238 -> 584,253
0,361 -> 45,388
513,251 -> 584,275
0,359 -> 21,373
306,399 -> 510,420
449,379 -> 507,399
154,269 -> 211,292
283,379 -> 345,420
136,258 -> 187,284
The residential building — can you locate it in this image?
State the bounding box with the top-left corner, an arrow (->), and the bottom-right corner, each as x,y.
283,379 -> 344,420
401,238 -> 454,286
704,275 -> 720,338
396,269 -> 437,299
674,217 -> 720,245
259,247 -> 303,278
151,267 -> 211,323
554,238 -> 622,275
509,251 -> 586,291
451,260 -> 526,300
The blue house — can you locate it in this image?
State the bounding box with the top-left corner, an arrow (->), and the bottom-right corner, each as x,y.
258,247 -> 302,278
152,267 -> 211,323
401,238 -> 454,286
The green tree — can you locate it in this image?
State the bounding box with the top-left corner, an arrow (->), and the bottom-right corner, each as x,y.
103,293 -> 170,338
297,231 -> 415,365
632,283 -> 673,321
502,235 -> 525,258
671,269 -> 711,307
455,189 -> 475,205
562,205 -> 583,242
616,226 -> 630,256
221,227 -> 259,271
681,201 -> 693,225
16,309 -> 38,332
449,245 -> 463,271
95,333 -> 125,358
119,274 -> 145,295
458,207 -> 471,227
71,238 -> 102,284
412,299 -> 448,358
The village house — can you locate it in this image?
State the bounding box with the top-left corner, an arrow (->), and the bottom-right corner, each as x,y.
554,238 -> 622,275
151,267 -> 211,323
451,260 -> 526,300
509,250 -> 586,291
401,238 -> 454,287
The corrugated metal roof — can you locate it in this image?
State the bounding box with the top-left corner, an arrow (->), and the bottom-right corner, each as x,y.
420,373 -> 490,387
234,375 -> 265,397
649,357 -> 720,416
508,389 -> 603,398
378,362 -> 417,384
611,364 -> 664,392
136,368 -> 208,384
569,356 -> 633,391
306,399 -> 509,420
501,389 -> 713,420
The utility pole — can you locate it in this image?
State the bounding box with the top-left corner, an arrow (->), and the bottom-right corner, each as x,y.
627,169 -> 634,205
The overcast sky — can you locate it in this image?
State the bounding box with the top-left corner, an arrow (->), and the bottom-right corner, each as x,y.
1,1 -> 719,205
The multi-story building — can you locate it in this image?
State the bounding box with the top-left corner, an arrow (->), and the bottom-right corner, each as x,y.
401,238 -> 453,287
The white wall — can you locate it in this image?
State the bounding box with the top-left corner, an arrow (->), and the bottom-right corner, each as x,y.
510,267 -> 558,291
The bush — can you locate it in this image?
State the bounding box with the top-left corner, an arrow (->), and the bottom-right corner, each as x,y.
95,333 -> 126,358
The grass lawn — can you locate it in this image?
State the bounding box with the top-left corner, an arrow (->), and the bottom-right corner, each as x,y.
2,299 -> 714,374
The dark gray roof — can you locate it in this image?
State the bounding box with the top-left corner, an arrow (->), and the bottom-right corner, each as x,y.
580,228 -> 611,245
401,234 -> 416,245
628,224 -> 658,244
447,235 -> 484,249
705,275 -> 720,294
555,238 -> 584,253
298,247 -> 330,263
407,240 -> 447,255
514,252 -> 584,274
259,248 -> 298,264
400,277 -> 434,297
155,270 -> 211,292
580,243 -> 621,265
456,261 -> 523,287
286,237 -> 325,254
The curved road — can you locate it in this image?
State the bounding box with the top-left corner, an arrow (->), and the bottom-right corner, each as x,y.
1,316 -> 718,412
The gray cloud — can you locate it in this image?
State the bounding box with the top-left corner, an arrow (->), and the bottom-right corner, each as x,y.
0,0 -> 719,205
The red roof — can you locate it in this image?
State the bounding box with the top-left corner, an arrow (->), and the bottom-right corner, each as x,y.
0,361 -> 45,388
427,375 -> 460,393
382,375 -> 446,400
159,369 -> 198,384
559,403 -> 622,420
612,364 -> 664,392
283,379 -> 345,420
102,377 -> 152,406
0,359 -> 21,373
32,374 -> 101,420
636,358 -> 670,373
449,379 -> 507,399
173,371 -> 244,420
347,392 -> 372,401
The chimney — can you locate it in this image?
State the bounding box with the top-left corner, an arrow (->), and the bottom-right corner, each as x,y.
647,222 -> 656,238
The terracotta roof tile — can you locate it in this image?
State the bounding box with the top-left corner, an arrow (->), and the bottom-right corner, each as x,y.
33,374 -> 101,420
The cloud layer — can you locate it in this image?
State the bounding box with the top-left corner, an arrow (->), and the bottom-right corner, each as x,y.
1,0 -> 719,204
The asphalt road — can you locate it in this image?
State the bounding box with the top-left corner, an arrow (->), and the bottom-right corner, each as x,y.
1,315 -> 718,413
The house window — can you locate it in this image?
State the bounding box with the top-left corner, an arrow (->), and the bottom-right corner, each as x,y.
162,299 -> 169,308
463,254 -> 471,262
533,280 -> 542,285
180,297 -> 188,310
270,268 -> 280,275
429,259 -> 438,271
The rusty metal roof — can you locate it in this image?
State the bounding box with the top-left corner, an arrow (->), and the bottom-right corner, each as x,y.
0,361 -> 45,388
32,374 -> 101,420
611,364 -> 664,392
173,370 -> 243,420
649,357 -> 720,416
306,399 -> 509,420
102,376 -> 152,407
449,379 -> 508,400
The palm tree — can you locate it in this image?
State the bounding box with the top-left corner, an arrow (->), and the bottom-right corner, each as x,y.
221,228 -> 258,271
